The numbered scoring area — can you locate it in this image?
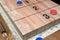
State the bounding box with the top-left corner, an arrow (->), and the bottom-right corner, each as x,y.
2,0 -> 57,12
2,0 -> 60,35
15,6 -> 60,35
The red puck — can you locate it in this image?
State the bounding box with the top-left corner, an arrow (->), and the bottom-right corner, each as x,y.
50,9 -> 57,15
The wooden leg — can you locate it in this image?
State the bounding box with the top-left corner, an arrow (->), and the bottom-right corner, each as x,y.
0,15 -> 14,40
0,32 -> 5,40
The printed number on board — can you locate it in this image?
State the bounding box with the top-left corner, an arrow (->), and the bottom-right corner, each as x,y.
33,6 -> 39,10
43,14 -> 50,19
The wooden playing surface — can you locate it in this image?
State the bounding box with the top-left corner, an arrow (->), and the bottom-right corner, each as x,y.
44,30 -> 60,40
1,0 -> 60,35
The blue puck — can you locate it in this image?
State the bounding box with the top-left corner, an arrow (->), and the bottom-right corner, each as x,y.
17,1 -> 23,5
36,37 -> 43,40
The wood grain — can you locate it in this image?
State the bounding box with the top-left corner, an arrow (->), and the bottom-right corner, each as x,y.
0,15 -> 14,40
44,30 -> 60,40
0,32 -> 5,40
1,0 -> 60,39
